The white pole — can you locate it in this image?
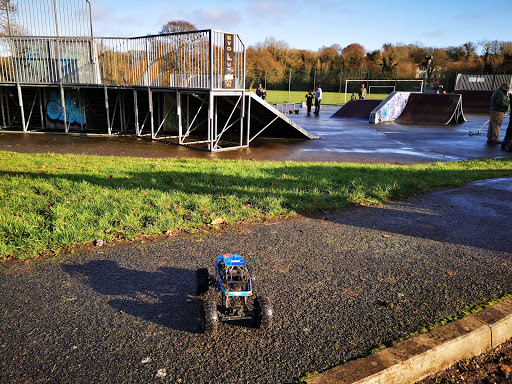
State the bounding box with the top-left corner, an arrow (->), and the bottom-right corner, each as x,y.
288,71 -> 291,103
338,70 -> 342,106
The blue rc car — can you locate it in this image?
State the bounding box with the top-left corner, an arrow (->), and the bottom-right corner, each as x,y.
196,253 -> 273,334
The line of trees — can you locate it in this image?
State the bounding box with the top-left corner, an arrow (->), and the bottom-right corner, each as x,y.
246,37 -> 512,92
154,21 -> 512,91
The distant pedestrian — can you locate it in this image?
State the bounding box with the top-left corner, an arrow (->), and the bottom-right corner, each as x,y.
488,83 -> 510,144
256,84 -> 264,98
359,84 -> 367,99
305,90 -> 313,115
350,92 -> 357,101
314,85 -> 322,115
262,88 -> 267,101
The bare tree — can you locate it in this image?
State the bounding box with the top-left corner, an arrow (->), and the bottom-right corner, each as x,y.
159,20 -> 197,34
0,1 -> 28,36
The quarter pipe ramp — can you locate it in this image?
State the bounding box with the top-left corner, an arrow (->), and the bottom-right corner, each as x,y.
395,93 -> 466,125
330,99 -> 383,120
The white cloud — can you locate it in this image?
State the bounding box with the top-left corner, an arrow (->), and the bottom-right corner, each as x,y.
418,30 -> 445,40
188,9 -> 244,29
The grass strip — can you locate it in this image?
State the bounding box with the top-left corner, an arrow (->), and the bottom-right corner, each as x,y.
259,90 -> 388,105
1,151 -> 512,261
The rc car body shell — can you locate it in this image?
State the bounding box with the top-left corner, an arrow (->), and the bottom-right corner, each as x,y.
198,254 -> 273,333
214,254 -> 252,297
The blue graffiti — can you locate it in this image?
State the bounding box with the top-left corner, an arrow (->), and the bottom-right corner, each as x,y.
46,90 -> 86,127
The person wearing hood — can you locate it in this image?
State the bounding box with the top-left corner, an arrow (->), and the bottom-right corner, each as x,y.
488,83 -> 510,144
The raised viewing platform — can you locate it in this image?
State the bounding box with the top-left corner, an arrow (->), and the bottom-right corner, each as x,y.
0,0 -> 314,151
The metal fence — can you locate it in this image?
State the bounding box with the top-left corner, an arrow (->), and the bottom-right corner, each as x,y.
5,0 -> 93,37
0,30 -> 245,90
247,69 -> 458,93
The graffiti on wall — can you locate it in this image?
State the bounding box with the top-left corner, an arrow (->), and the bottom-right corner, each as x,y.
371,92 -> 410,123
46,90 -> 86,127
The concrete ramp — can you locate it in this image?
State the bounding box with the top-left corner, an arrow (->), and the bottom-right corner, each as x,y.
330,99 -> 382,120
369,91 -> 410,124
395,93 -> 466,125
453,90 -> 493,115
247,92 -> 317,139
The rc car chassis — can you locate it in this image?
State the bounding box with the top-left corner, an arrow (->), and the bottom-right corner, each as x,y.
196,253 -> 273,334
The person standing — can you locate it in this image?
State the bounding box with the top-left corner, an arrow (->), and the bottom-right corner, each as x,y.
502,113 -> 512,151
359,84 -> 367,99
305,90 -> 313,115
314,85 -> 322,115
488,83 -> 510,144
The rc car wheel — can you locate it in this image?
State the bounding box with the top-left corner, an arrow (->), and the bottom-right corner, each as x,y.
201,300 -> 219,334
196,268 -> 209,295
255,296 -> 273,329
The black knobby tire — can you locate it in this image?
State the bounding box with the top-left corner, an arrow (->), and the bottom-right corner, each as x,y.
196,268 -> 209,295
201,300 -> 219,334
255,296 -> 273,329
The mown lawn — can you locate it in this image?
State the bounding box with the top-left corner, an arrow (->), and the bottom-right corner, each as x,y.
253,90 -> 388,105
2,151 -> 512,261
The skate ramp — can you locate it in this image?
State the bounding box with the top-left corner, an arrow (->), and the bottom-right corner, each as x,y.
395,93 -> 466,125
453,90 -> 493,115
246,92 -> 317,139
330,99 -> 382,120
369,92 -> 410,124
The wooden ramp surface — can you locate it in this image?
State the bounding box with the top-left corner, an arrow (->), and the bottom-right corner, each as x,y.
330,99 -> 382,120
395,93 -> 466,125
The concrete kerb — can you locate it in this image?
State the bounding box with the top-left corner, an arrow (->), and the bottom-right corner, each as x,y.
306,297 -> 512,384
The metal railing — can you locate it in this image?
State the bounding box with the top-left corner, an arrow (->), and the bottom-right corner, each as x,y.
0,30 -> 245,90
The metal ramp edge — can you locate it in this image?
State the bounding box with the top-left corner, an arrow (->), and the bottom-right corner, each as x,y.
248,92 -> 318,139
447,93 -> 467,124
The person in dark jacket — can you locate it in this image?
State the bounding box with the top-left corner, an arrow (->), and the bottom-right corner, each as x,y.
256,84 -> 264,98
488,83 -> 510,144
501,111 -> 512,151
305,90 -> 313,115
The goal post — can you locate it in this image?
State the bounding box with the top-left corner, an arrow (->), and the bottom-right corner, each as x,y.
344,79 -> 424,103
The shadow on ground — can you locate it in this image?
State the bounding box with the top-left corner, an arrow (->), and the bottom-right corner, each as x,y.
63,260 -> 202,333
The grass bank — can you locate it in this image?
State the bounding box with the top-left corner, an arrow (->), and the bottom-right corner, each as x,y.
2,151 -> 512,261
254,90 -> 388,105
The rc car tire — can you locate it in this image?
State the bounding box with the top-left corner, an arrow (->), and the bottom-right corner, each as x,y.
201,300 -> 219,334
196,268 -> 209,295
255,296 -> 273,329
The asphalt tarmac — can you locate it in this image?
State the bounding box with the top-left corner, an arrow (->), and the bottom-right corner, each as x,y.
1,176 -> 512,383
0,106 -> 510,164
1,108 -> 512,383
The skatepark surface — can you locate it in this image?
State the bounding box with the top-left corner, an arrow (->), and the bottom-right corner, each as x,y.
0,105 -> 510,164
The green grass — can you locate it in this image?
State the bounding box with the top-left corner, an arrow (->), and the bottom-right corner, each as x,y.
256,90 -> 388,105
1,151 -> 512,261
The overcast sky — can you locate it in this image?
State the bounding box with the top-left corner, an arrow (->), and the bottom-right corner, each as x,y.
90,0 -> 511,52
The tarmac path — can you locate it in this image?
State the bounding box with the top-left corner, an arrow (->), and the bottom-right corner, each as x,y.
1,177 -> 512,383
1,106 -> 510,164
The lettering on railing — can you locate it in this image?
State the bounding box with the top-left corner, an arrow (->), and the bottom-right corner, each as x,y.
224,34 -> 234,89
